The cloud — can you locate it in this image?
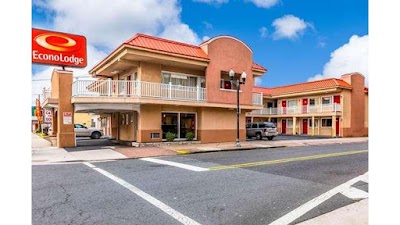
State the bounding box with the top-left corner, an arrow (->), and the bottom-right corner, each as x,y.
33,0 -> 201,49
32,0 -> 203,105
254,77 -> 262,86
202,36 -> 211,41
308,35 -> 369,86
247,0 -> 280,8
203,21 -> 213,30
259,26 -> 268,38
193,0 -> 229,5
272,14 -> 309,40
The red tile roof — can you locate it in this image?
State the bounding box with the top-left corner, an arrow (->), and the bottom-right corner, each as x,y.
252,62 -> 267,71
91,33 -> 267,73
254,78 -> 352,96
125,33 -> 209,60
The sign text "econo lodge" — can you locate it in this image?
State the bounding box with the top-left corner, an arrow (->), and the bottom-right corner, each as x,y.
32,28 -> 87,68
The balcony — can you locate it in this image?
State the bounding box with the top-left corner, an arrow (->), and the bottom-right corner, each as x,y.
248,103 -> 342,116
72,80 -> 207,102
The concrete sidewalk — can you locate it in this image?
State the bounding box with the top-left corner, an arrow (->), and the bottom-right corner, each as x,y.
296,199 -> 368,225
32,133 -> 368,164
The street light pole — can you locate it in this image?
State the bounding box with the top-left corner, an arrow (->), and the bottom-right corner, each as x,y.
229,69 -> 246,147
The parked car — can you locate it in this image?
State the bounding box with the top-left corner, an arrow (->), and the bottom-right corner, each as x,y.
74,124 -> 103,139
246,122 -> 278,140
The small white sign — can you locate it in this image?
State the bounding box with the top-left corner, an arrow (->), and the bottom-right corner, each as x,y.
63,112 -> 72,125
44,109 -> 52,123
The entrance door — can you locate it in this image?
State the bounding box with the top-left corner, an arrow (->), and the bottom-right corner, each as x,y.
180,113 -> 196,140
282,119 -> 286,134
282,101 -> 287,114
336,118 -> 340,136
302,99 -> 308,113
303,119 -> 308,134
161,113 -> 178,139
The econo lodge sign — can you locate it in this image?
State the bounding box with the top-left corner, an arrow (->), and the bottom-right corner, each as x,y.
32,28 -> 87,68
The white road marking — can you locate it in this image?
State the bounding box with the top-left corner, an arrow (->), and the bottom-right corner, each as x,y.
83,162 -> 201,225
140,158 -> 209,172
268,172 -> 368,225
340,187 -> 369,200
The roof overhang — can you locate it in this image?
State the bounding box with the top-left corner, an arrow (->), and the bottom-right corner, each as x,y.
90,44 -> 209,77
262,87 -> 349,99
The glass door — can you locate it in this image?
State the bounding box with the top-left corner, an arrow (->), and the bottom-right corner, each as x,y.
161,113 -> 178,139
180,113 -> 196,139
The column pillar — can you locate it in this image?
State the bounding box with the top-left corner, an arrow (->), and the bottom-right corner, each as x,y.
54,69 -> 76,148
293,117 -> 297,135
332,115 -> 337,137
311,116 -> 315,136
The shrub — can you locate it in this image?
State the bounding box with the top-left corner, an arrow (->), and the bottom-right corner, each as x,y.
185,132 -> 195,141
165,132 -> 176,142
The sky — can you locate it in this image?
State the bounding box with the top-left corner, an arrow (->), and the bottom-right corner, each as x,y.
31,0 -> 368,104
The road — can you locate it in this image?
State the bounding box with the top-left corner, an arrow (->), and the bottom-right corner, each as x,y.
32,141 -> 368,225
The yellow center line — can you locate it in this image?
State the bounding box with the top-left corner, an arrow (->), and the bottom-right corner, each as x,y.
208,150 -> 368,171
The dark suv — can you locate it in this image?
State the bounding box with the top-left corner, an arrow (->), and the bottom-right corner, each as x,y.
246,122 -> 278,140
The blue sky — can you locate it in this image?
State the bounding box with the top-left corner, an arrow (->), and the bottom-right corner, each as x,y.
32,0 -> 368,95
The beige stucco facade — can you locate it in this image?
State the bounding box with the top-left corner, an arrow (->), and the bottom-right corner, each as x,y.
247,73 -> 368,137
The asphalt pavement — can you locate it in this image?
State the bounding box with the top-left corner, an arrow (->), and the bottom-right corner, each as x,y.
32,142 -> 368,225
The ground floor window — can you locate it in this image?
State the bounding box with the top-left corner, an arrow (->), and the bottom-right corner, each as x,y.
161,112 -> 196,140
321,118 -> 332,127
287,119 -> 293,128
308,119 -> 319,127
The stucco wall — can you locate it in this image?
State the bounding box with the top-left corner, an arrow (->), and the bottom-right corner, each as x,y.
204,37 -> 253,106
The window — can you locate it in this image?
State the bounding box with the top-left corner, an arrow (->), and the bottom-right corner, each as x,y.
251,123 -> 258,128
220,71 -> 238,90
322,96 -> 332,105
287,119 -> 293,128
309,119 -> 319,127
162,72 -> 199,87
322,118 -> 332,127
309,98 -> 315,106
288,100 -> 297,107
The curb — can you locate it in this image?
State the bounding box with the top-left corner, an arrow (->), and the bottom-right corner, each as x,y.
177,145 -> 288,155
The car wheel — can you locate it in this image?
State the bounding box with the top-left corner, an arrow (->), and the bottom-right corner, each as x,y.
91,132 -> 101,139
267,136 -> 274,140
256,133 -> 262,140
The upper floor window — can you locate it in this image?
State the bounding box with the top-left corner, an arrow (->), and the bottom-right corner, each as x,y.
288,100 -> 297,108
309,98 -> 316,106
322,96 -> 332,105
220,71 -> 238,90
161,72 -> 203,87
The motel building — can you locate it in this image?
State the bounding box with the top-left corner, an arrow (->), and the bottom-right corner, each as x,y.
247,73 -> 368,137
40,33 -> 367,147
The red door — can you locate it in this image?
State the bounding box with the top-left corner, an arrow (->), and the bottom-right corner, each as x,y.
336,118 -> 340,136
334,95 -> 340,112
282,101 -> 287,114
303,119 -> 308,134
302,99 -> 308,113
282,119 -> 286,134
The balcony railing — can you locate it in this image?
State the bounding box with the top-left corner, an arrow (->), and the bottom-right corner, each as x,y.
72,80 -> 207,102
248,103 -> 342,115
252,93 -> 263,106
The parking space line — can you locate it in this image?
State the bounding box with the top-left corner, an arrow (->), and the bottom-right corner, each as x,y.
83,162 -> 201,225
208,150 -> 368,170
140,158 -> 209,172
340,187 -> 369,200
268,172 -> 368,225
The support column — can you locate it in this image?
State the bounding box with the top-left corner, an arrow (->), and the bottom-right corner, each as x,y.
268,117 -> 271,122
332,115 -> 337,137
311,116 -> 315,136
54,69 -> 76,148
293,117 -> 297,135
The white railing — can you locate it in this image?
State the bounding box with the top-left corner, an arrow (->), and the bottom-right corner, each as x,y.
40,88 -> 51,104
252,92 -> 263,106
72,80 -> 207,102
248,103 -> 342,115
